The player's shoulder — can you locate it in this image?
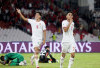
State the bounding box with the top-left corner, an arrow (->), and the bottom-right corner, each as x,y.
62,20 -> 68,22
28,19 -> 35,21
40,20 -> 45,25
5,54 -> 9,58
72,22 -> 74,25
40,20 -> 45,23
62,20 -> 68,24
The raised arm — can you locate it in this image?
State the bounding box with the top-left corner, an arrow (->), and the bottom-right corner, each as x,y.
16,9 -> 28,22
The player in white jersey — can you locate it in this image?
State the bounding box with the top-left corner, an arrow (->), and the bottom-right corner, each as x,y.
60,11 -> 76,68
16,9 -> 46,68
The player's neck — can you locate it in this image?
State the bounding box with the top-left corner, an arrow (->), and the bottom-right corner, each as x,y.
67,19 -> 70,22
36,19 -> 41,22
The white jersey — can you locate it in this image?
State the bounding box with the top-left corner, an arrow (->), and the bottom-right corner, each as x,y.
62,20 -> 75,43
28,19 -> 46,41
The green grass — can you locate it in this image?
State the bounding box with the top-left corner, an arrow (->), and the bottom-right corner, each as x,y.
0,53 -> 100,68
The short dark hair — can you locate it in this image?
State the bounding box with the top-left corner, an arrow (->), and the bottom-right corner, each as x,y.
66,11 -> 73,15
45,46 -> 49,49
35,12 -> 42,16
0,56 -> 4,61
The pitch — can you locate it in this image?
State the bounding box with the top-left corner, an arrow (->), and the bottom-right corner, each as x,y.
0,53 -> 100,68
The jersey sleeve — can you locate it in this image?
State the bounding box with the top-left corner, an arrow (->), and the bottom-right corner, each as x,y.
28,19 -> 34,24
62,20 -> 68,28
42,22 -> 46,30
4,54 -> 8,61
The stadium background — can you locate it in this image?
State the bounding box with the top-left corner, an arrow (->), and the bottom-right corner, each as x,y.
0,0 -> 100,68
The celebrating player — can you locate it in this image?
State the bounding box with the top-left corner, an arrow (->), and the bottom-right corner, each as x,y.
60,11 -> 76,68
16,9 -> 46,68
0,53 -> 26,66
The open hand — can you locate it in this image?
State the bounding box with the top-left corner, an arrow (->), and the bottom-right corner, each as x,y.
16,9 -> 21,14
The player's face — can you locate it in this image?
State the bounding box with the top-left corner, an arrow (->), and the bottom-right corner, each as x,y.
0,56 -> 4,61
66,13 -> 73,20
35,13 -> 41,20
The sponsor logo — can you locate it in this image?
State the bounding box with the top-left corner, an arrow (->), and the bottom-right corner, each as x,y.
0,42 -> 98,53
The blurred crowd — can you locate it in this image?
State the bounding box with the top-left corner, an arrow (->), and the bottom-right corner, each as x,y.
0,0 -> 79,32
0,0 -> 100,37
